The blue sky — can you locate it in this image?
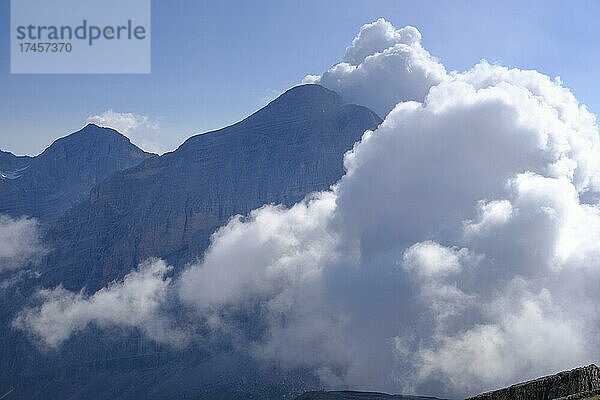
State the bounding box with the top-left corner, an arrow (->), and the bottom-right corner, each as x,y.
1,0 -> 600,155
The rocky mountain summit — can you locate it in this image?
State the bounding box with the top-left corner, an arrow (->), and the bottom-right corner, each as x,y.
0,125 -> 154,223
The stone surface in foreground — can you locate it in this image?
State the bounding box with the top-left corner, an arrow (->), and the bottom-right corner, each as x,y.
294,364 -> 600,400
467,364 -> 600,400
295,391 -> 445,400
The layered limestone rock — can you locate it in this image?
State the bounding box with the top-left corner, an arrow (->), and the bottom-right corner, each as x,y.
293,365 -> 600,400
554,389 -> 600,400
467,365 -> 600,400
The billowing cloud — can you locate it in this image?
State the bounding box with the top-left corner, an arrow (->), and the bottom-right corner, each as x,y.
304,18 -> 447,117
410,285 -> 587,394
14,259 -> 186,348
19,19 -> 600,399
0,215 -> 46,272
86,110 -> 164,154
179,191 -> 338,312
178,54 -> 600,396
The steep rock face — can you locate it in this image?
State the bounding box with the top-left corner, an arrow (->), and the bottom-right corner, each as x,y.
0,125 -> 154,223
43,84 -> 382,291
467,365 -> 600,400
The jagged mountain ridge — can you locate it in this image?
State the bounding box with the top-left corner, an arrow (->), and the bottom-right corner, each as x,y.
0,125 -> 154,223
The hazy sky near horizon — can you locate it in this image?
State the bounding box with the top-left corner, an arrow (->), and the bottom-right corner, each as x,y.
1,0 -> 599,155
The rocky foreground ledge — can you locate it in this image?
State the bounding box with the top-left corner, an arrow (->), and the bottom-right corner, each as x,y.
467,364 -> 600,400
295,391 -> 446,400
295,364 -> 600,400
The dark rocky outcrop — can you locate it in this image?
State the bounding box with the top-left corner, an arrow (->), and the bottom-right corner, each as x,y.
0,125 -> 154,223
295,390 -> 447,400
554,390 -> 600,400
467,365 -> 600,400
293,366 -> 600,400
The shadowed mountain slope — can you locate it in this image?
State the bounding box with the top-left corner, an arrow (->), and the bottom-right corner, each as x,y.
43,84 -> 382,292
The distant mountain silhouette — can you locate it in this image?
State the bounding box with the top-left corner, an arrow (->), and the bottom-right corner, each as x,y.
0,125 -> 154,223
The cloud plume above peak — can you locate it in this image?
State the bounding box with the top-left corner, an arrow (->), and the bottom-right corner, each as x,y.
185,56 -> 600,395
171,52 -> 600,395
304,18 -> 447,117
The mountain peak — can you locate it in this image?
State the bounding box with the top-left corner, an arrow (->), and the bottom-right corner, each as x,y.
178,84 -> 379,152
0,124 -> 154,222
262,84 -> 345,115
77,123 -> 125,137
273,84 -> 343,105
40,123 -> 153,159
82,122 -> 101,129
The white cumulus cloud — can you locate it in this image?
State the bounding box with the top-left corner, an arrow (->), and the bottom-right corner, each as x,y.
304,18 -> 447,117
178,51 -> 600,397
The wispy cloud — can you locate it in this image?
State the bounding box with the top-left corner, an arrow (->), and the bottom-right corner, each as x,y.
0,215 -> 46,272
14,259 -> 187,349
86,110 -> 165,154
